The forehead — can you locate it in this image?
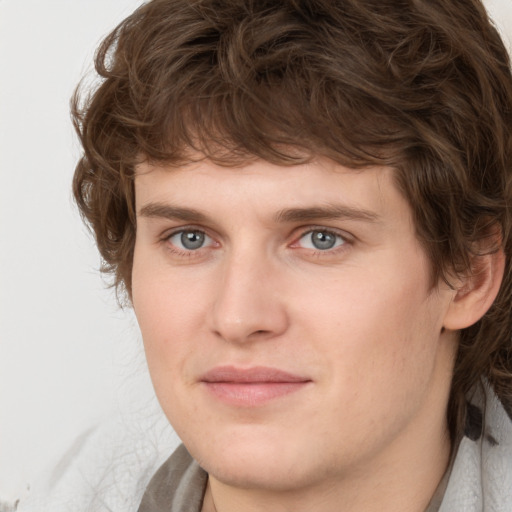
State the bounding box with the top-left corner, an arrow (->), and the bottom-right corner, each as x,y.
134,158 -> 405,221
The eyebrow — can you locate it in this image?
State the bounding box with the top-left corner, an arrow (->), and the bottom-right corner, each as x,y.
138,203 -> 208,223
138,202 -> 380,224
274,204 -> 380,223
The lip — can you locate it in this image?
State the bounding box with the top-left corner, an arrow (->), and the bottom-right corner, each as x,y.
200,366 -> 312,407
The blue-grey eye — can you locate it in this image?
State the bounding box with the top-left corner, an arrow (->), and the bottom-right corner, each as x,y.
299,230 -> 345,250
169,230 -> 211,250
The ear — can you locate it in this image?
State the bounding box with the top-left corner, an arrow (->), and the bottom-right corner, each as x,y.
443,246 -> 505,331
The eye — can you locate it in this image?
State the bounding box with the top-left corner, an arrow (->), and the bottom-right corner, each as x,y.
167,229 -> 213,251
297,229 -> 346,251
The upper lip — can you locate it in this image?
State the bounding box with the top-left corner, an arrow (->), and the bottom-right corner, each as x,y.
200,366 -> 311,383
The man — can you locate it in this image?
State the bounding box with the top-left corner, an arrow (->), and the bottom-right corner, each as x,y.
71,0 -> 512,510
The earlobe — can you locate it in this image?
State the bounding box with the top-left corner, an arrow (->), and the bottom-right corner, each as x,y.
443,247 -> 505,331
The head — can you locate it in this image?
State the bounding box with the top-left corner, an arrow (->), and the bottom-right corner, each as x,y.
73,0 -> 512,469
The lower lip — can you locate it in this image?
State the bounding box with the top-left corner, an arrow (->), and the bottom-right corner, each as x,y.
203,382 -> 310,407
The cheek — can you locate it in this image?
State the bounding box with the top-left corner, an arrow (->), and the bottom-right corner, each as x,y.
303,263 -> 444,395
132,253 -> 186,384
131,250 -> 220,410
132,278 -> 195,420
132,245 -> 206,341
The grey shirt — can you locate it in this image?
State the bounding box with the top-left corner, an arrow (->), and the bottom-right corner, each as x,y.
138,444 -> 207,512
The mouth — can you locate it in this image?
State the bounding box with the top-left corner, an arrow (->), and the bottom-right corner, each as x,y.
200,366 -> 312,407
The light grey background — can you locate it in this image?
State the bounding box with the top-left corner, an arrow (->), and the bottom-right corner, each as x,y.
0,0 -> 511,501
0,0 -> 149,500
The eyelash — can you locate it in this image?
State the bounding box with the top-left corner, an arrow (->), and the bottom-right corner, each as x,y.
162,227 -> 217,257
161,226 -> 351,258
292,227 -> 349,254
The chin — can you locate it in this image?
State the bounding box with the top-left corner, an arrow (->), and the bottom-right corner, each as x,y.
184,429 -> 330,492
203,455 -> 311,491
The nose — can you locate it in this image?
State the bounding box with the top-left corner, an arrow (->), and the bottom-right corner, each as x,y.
208,249 -> 289,344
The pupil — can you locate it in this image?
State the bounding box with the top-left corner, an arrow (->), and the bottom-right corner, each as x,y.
312,231 -> 336,250
181,231 -> 204,250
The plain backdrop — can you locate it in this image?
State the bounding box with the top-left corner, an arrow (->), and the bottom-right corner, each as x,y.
0,0 -> 150,500
1,0 -> 511,502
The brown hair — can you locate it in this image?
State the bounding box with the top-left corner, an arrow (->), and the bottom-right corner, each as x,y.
72,0 -> 512,438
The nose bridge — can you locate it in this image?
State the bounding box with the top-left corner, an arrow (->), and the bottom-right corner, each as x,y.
209,243 -> 288,343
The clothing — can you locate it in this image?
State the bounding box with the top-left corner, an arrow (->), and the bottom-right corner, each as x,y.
438,384 -> 512,511
138,445 -> 207,512
138,383 -> 512,512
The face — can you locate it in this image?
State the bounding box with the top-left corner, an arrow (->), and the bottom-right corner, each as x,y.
132,158 -> 457,492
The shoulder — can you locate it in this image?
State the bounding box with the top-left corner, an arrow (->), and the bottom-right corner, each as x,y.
440,382 -> 512,511
138,445 -> 208,512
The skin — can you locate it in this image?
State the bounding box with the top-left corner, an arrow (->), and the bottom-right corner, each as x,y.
132,157 -> 461,512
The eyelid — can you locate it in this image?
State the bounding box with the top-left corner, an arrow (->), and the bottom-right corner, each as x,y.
159,224 -> 353,255
290,225 -> 353,246
161,224 -> 212,241
161,225 -> 219,254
